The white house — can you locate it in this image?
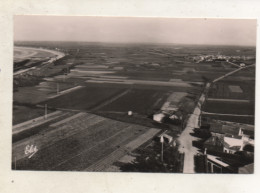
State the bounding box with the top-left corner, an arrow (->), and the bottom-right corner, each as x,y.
223,136 -> 243,154
153,113 -> 165,123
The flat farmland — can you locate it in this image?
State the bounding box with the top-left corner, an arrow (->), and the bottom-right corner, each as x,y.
203,100 -> 254,115
43,85 -> 127,110
208,80 -> 255,100
13,105 -> 54,125
202,114 -> 254,125
12,113 -> 157,171
99,89 -> 170,114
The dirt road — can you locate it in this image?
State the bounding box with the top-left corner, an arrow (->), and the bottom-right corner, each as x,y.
178,83 -> 210,173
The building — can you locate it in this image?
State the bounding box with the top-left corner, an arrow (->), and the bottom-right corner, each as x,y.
204,122 -> 254,154
206,154 -> 234,173
223,136 -> 243,154
153,113 -> 165,123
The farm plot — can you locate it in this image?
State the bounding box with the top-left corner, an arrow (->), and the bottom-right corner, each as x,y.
208,81 -> 255,100
12,113 -> 153,171
43,85 -> 127,110
203,100 -> 255,115
202,114 -> 254,125
99,89 -> 171,115
13,105 -> 54,125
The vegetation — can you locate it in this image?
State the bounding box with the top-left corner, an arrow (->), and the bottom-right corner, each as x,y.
120,141 -> 183,173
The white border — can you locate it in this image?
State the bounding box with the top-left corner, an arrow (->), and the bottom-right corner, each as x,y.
0,0 -> 259,193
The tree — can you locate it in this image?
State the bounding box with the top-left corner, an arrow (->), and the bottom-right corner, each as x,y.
120,141 -> 183,173
243,144 -> 254,152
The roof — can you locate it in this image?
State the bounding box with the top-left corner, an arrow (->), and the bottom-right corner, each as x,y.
225,134 -> 242,139
207,154 -> 229,167
239,163 -> 254,174
224,136 -> 243,150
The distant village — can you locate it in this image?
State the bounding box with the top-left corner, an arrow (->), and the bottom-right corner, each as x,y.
191,54 -> 255,64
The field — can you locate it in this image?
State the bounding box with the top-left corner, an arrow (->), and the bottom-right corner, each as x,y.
43,84 -> 127,110
208,80 -> 255,100
13,105 -> 54,125
201,114 -> 254,125
203,101 -> 254,115
12,112 -> 160,171
99,89 -> 170,114
12,41 -> 256,171
202,62 -> 255,124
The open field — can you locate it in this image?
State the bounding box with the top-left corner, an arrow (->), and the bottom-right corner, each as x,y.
13,105 -> 55,125
202,64 -> 255,124
203,101 -> 254,115
43,85 -> 127,110
99,89 -> 170,114
208,80 -> 255,100
12,112 -> 159,171
202,114 -> 254,125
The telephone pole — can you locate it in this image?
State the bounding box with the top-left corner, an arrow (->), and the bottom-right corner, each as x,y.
15,156 -> 16,170
57,83 -> 59,95
44,104 -> 48,119
160,135 -> 164,162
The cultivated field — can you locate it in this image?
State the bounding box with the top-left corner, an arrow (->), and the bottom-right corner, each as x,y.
12,112 -> 160,171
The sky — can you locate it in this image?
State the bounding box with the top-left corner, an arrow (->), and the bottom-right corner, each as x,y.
14,16 -> 257,46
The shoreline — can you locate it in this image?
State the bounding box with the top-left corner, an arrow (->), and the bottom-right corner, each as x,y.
14,46 -> 65,60
14,46 -> 66,76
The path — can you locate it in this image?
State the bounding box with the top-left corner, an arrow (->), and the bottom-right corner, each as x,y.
178,83 -> 210,173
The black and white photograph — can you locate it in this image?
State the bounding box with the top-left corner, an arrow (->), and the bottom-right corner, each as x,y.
12,16 -> 256,174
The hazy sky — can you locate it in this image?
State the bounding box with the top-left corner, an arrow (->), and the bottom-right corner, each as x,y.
14,16 -> 256,46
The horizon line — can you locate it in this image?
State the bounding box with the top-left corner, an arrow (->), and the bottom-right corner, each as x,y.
13,40 -> 256,47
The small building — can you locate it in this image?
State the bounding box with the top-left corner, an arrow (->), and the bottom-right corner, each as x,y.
240,63 -> 246,67
153,113 -> 165,123
204,135 -> 223,152
223,136 -> 243,154
206,154 -> 234,173
206,122 -> 255,155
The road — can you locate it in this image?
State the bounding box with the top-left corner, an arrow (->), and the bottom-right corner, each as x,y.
178,64 -> 254,173
178,83 -> 210,173
226,60 -> 241,68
